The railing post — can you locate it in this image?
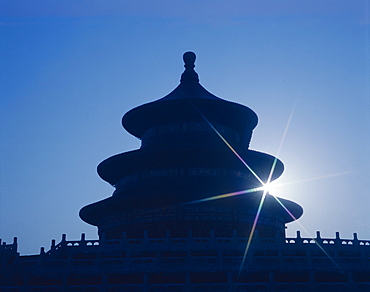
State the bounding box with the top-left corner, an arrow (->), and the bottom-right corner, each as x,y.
296,230 -> 301,244
316,231 -> 321,244
353,232 -> 358,245
80,233 -> 86,246
335,232 -> 340,246
13,237 -> 18,251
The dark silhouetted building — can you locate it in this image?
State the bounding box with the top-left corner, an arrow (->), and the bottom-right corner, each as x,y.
1,52 -> 369,291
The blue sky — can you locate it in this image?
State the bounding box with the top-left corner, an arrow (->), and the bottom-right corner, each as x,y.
1,1 -> 369,254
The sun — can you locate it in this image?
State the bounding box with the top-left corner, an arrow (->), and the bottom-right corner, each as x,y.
260,181 -> 280,196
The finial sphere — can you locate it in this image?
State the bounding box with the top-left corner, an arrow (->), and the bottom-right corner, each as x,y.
183,51 -> 196,67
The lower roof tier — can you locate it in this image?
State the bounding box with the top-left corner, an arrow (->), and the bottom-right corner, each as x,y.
79,191 -> 303,229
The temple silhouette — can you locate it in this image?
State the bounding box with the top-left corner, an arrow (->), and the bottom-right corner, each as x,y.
1,52 -> 369,291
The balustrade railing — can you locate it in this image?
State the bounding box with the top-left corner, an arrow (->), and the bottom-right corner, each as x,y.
285,231 -> 370,246
40,230 -> 370,257
0,237 -> 18,253
2,230 -> 369,258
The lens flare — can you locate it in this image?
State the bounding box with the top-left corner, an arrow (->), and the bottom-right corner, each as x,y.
186,99 -> 264,185
271,194 -> 343,271
238,188 -> 268,276
271,171 -> 351,189
187,99 -> 342,273
260,181 -> 281,196
184,188 -> 261,205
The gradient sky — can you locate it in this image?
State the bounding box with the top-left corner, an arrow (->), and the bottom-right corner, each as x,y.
1,1 -> 369,255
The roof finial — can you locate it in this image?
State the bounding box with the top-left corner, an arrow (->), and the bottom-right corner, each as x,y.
183,51 -> 196,69
181,51 -> 198,83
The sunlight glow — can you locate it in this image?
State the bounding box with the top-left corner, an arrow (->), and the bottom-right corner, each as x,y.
187,99 -> 342,273
259,181 -> 281,196
272,171 -> 351,189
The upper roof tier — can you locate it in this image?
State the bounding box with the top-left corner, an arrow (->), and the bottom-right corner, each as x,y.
122,52 -> 258,141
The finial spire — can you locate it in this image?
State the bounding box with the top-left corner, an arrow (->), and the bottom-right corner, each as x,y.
183,51 -> 196,69
181,51 -> 199,83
